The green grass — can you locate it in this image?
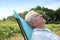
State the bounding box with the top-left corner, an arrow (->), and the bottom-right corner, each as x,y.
0,20 -> 21,40
0,20 -> 60,40
46,24 -> 60,36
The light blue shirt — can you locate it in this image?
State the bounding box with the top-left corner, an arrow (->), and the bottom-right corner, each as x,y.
31,28 -> 60,40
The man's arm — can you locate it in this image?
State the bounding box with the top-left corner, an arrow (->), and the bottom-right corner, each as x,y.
50,32 -> 60,40
31,34 -> 43,40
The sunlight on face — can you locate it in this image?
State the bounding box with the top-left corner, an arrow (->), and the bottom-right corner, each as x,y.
32,13 -> 46,26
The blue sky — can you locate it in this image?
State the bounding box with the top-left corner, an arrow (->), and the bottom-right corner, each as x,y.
0,0 -> 60,19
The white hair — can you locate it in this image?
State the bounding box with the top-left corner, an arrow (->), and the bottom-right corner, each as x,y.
25,10 -> 37,23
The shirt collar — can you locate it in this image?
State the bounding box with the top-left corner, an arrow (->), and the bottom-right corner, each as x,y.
33,28 -> 51,32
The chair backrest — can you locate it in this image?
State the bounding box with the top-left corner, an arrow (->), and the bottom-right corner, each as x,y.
14,11 -> 33,40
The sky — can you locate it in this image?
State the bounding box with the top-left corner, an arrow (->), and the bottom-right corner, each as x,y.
0,0 -> 60,20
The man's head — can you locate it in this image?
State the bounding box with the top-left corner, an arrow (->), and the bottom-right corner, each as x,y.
25,10 -> 46,28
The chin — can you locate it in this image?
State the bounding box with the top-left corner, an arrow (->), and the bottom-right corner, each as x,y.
42,20 -> 46,24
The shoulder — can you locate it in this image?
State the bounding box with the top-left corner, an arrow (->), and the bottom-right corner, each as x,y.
32,28 -> 52,36
31,28 -> 51,40
32,28 -> 60,40
32,28 -> 54,37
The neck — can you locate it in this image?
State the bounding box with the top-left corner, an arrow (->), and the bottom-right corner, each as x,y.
37,24 -> 45,29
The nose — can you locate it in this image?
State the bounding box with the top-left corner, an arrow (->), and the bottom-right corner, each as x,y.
40,16 -> 45,20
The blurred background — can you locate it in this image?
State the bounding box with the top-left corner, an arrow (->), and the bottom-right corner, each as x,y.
0,0 -> 60,40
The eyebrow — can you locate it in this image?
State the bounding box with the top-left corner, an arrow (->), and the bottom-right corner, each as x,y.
36,14 -> 43,17
35,14 -> 40,16
35,14 -> 39,17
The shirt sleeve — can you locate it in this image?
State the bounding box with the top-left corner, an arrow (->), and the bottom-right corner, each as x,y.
50,32 -> 60,40
31,34 -> 43,40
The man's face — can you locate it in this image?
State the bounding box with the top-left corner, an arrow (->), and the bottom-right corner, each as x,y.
32,13 -> 46,26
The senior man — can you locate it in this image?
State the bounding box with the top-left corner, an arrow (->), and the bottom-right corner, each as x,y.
25,10 -> 60,40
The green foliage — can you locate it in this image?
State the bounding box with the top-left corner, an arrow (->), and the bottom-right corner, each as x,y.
23,11 -> 28,15
0,20 -> 21,40
35,10 -> 43,14
30,6 -> 41,11
19,11 -> 28,19
46,24 -> 60,36
54,8 -> 60,22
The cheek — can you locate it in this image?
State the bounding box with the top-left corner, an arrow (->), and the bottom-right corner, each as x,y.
36,20 -> 41,24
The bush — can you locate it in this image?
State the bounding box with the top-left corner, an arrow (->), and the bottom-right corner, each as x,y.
0,20 -> 21,40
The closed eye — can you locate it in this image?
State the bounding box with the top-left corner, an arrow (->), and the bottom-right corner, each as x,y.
35,14 -> 39,17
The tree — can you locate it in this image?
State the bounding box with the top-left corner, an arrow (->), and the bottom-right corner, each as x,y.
3,18 -> 6,21
54,8 -> 60,23
30,6 -> 41,11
